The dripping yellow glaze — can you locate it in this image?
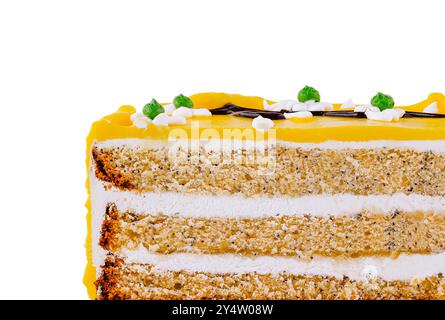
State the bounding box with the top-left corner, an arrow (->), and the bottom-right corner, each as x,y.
84,92 -> 445,299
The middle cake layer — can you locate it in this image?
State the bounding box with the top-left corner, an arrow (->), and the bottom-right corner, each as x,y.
101,203 -> 445,259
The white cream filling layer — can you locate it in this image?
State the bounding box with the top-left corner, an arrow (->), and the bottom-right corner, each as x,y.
92,179 -> 445,219
122,246 -> 445,281
91,171 -> 109,270
94,138 -> 445,153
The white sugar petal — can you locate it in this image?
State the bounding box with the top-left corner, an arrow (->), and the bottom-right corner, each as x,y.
152,113 -> 169,126
308,103 -> 326,111
423,102 -> 438,113
168,115 -> 186,125
284,111 -> 313,119
252,116 -> 274,131
173,107 -> 193,118
320,102 -> 334,111
133,118 -> 149,129
192,108 -> 212,116
354,105 -> 368,112
305,102 -> 334,112
265,100 -> 300,112
291,103 -> 309,112
392,108 -> 406,120
163,104 -> 176,115
341,99 -> 356,109
356,105 -> 380,112
130,112 -> 145,121
365,110 -> 393,122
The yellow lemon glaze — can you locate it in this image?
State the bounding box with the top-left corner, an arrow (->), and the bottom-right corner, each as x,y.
89,92 -> 445,144
84,92 -> 445,299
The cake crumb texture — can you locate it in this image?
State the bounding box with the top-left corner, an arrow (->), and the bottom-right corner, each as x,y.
92,145 -> 445,196
96,257 -> 445,300
101,204 -> 445,259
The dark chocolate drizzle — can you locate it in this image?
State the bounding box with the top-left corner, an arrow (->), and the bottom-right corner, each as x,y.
401,111 -> 445,118
210,103 -> 445,120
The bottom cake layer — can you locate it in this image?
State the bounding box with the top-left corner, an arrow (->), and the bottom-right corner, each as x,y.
96,257 -> 445,300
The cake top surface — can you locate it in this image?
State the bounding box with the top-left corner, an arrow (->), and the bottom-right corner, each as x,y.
88,91 -> 445,144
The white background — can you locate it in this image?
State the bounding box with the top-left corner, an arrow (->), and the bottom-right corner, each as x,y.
0,0 -> 444,299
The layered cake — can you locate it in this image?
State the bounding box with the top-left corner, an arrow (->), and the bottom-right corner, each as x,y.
84,88 -> 445,300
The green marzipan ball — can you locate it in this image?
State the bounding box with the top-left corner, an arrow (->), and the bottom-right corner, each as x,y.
173,94 -> 194,108
371,92 -> 394,110
297,86 -> 320,103
143,99 -> 165,120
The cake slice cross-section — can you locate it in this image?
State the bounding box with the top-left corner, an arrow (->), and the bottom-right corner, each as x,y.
85,91 -> 445,300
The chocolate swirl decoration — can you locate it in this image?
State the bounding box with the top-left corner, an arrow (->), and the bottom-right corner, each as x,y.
210,103 -> 445,120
